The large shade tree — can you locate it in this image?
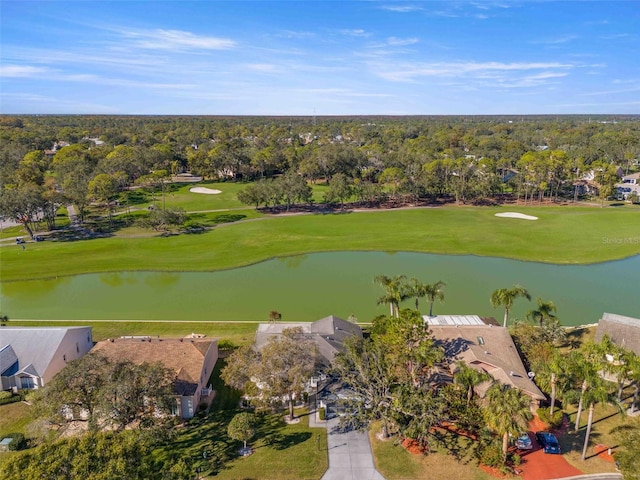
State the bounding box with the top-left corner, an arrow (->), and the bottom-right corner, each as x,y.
222,328 -> 316,419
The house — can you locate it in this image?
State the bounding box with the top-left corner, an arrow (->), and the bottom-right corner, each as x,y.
595,312 -> 640,356
254,315 -> 363,367
621,173 -> 640,185
92,336 -> 218,419
616,173 -> 640,200
423,315 -> 545,408
615,183 -> 640,201
1,327 -> 93,391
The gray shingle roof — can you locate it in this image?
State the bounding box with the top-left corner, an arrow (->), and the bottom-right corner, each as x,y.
0,327 -> 91,379
254,316 -> 363,366
0,345 -> 18,376
595,312 -> 640,355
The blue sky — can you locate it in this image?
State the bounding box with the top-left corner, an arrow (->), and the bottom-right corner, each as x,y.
1,1 -> 639,115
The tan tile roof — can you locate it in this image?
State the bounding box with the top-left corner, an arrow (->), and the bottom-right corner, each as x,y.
429,324 -> 545,401
92,338 -> 214,395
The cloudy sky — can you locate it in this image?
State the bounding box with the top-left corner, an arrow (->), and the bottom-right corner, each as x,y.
1,1 -> 639,115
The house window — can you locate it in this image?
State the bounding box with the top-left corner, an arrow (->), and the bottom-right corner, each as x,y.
187,398 -> 194,417
21,377 -> 35,389
171,399 -> 179,416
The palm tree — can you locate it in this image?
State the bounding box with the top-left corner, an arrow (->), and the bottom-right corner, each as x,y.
537,351 -> 568,417
483,383 -> 533,463
580,379 -> 618,461
526,298 -> 557,326
626,353 -> 640,414
424,281 -> 446,317
454,361 -> 492,405
490,285 -> 531,328
374,274 -> 409,318
567,346 -> 601,433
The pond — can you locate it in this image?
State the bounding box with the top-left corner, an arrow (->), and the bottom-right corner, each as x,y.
1,252 -> 638,326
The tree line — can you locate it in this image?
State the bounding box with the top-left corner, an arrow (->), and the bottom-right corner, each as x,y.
2,115 -> 639,237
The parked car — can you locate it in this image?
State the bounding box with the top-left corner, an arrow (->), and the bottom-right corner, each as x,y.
515,433 -> 532,450
536,431 -> 561,454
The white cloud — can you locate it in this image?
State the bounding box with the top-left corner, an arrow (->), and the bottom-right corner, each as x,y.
379,5 -> 423,13
274,30 -> 316,39
122,29 -> 236,51
531,35 -> 579,45
368,37 -> 419,49
340,29 -> 370,37
246,63 -> 278,72
0,64 -> 51,77
372,61 -> 575,82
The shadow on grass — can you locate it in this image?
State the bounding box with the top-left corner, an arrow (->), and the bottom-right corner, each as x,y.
46,215 -> 138,242
207,214 -> 247,225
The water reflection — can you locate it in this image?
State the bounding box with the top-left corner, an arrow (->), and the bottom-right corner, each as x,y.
1,252 -> 638,324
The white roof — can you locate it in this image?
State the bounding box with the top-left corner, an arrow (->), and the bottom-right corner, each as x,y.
0,327 -> 90,378
423,315 -> 485,326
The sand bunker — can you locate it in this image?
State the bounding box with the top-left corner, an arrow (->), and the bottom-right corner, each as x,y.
190,187 -> 222,195
495,212 -> 538,220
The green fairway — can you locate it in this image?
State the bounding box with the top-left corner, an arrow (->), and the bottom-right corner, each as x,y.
1,206 -> 639,282
136,181 -> 250,212
4,320 -> 259,345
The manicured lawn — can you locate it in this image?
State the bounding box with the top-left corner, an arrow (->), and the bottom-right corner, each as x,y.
0,402 -> 32,438
155,360 -> 327,479
559,398 -> 637,474
369,424 -> 493,480
2,206 -> 639,281
123,181 -> 249,212
5,320 -> 259,345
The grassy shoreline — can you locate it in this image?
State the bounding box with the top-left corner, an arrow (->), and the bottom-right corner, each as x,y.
2,206 -> 639,282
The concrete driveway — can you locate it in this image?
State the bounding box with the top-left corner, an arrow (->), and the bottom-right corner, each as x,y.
312,415 -> 385,480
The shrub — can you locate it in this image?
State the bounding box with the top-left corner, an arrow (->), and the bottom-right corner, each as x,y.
318,407 -> 326,421
5,433 -> 26,451
479,442 -> 504,468
537,407 -> 564,429
0,392 -> 22,406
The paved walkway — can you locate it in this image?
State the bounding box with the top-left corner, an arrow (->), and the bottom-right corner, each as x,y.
310,412 -> 385,480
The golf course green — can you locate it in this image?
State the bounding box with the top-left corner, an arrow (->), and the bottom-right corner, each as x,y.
1,205 -> 638,325
2,206 -> 639,282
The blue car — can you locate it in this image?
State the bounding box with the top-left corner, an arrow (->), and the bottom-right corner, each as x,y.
536,431 -> 561,454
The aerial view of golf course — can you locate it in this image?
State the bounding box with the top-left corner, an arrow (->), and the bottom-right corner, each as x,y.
1,2 -> 640,479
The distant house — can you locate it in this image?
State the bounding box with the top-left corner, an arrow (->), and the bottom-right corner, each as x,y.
595,312 -> 640,356
622,173 -> 640,185
92,336 -> 218,419
424,315 -> 545,408
1,327 -> 93,391
616,173 -> 640,200
255,315 -> 363,367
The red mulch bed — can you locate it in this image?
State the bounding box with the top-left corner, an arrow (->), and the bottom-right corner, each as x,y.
401,438 -> 428,455
479,464 -> 514,478
593,444 -> 616,463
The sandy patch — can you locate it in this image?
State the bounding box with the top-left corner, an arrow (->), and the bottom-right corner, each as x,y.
495,212 -> 538,220
190,187 -> 221,195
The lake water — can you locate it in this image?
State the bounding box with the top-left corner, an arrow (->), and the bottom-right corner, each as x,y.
1,252 -> 638,326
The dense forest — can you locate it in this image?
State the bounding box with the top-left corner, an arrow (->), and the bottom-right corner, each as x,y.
1,115 -> 639,236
